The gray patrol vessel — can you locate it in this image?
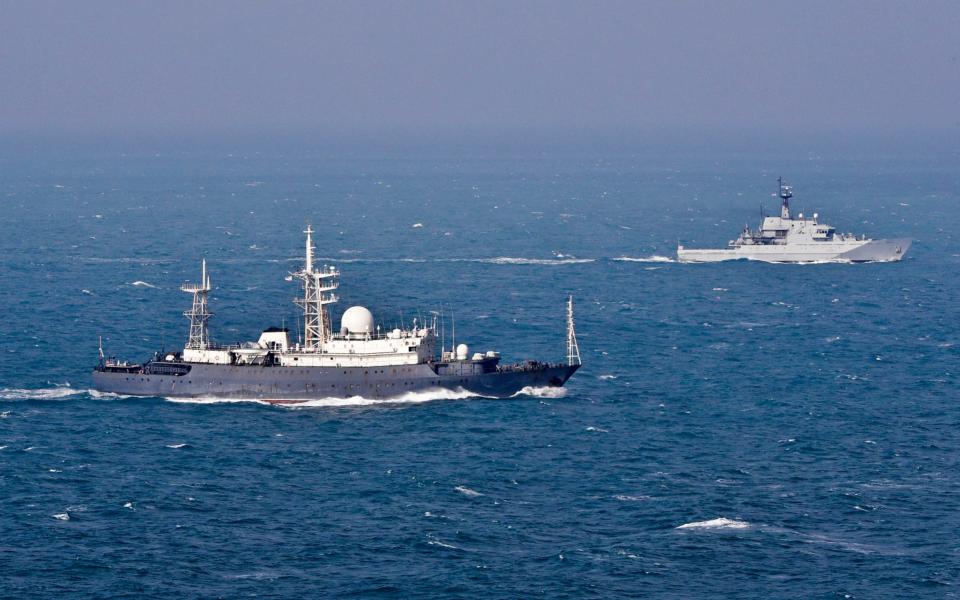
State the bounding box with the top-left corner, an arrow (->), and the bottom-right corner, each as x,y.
677,178 -> 911,263
93,226 -> 580,403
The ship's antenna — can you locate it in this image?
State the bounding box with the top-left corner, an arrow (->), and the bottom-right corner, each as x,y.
98,336 -> 105,361
451,309 -> 456,352
567,296 -> 581,366
440,304 -> 445,358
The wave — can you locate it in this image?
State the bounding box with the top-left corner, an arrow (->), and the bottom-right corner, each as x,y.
613,255 -> 675,263
512,386 -> 567,398
454,485 -> 483,497
165,443 -> 189,449
676,518 -> 750,530
129,281 -> 158,288
456,257 -> 594,266
78,257 -> 174,265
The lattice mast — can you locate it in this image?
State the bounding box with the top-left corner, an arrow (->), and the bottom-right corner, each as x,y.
293,225 -> 339,349
567,295 -> 581,366
182,259 -> 213,349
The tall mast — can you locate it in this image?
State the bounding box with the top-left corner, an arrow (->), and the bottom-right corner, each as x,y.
182,258 -> 213,349
778,176 -> 793,220
292,224 -> 339,349
567,295 -> 581,366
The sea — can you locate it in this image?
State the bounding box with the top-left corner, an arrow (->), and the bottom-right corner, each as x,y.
1,137 -> 957,598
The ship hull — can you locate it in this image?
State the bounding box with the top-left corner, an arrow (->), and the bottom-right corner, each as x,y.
92,361 -> 579,403
677,238 -> 911,264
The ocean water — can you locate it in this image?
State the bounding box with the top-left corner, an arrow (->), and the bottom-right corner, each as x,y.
1,143 -> 958,598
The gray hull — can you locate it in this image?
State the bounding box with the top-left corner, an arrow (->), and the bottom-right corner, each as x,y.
92,361 -> 579,403
678,238 -> 911,263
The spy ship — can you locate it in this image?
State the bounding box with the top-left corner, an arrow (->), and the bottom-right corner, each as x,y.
677,178 -> 911,263
93,226 -> 581,403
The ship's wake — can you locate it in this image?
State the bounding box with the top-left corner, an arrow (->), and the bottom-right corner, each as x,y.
164,387 -> 495,409
613,255 -> 676,263
0,386 -> 130,401
163,385 -> 567,408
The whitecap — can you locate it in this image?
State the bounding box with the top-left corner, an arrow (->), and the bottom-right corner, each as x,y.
613,255 -> 675,263
123,502 -> 134,509
676,518 -> 749,530
613,494 -> 650,501
52,513 -> 70,521
165,443 -> 188,449
598,374 -> 618,380
412,223 -> 424,228
426,538 -> 459,550
454,485 -> 483,497
130,281 -> 157,288
585,426 -> 609,433
468,257 -> 593,266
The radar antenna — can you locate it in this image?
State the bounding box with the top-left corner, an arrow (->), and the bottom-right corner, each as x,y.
567,296 -> 581,366
181,259 -> 213,349
292,224 -> 339,349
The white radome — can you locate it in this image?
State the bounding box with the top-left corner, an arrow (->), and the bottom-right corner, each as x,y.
340,306 -> 375,335
456,344 -> 469,360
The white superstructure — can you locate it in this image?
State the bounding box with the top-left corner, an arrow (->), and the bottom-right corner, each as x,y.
174,225 -> 505,368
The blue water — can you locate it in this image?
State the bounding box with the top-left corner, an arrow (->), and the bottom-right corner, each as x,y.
1,144 -> 958,597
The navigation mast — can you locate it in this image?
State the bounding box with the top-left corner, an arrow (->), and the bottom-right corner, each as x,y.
567,296 -> 581,366
293,225 -> 339,349
778,176 -> 793,220
182,259 -> 213,349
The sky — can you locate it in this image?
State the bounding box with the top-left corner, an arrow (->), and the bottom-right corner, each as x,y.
0,0 -> 957,138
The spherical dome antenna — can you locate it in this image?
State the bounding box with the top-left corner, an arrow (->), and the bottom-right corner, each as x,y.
340,306 -> 375,336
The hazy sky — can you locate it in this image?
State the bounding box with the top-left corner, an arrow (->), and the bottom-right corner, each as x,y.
0,0 -> 957,136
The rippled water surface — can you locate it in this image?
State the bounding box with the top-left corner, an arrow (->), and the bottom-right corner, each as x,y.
1,146 -> 958,598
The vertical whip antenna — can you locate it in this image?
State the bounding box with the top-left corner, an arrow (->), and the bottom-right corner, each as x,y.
567,296 -> 581,366
182,258 -> 213,350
